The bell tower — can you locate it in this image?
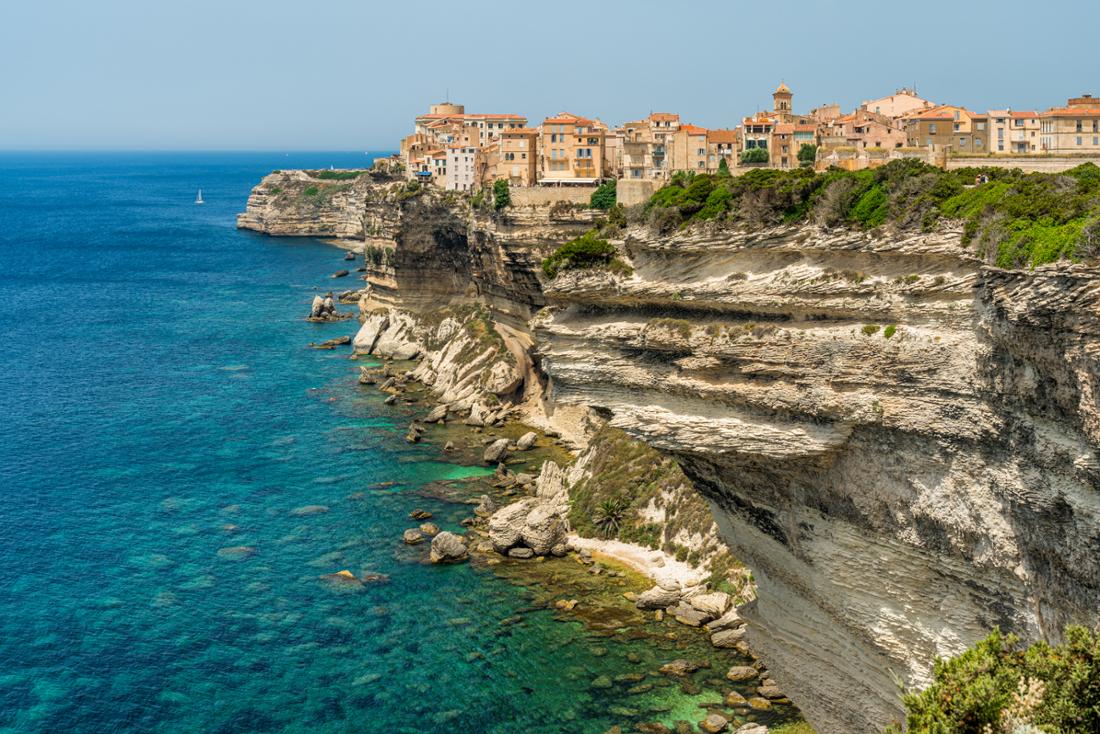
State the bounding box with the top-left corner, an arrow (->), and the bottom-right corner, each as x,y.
773,81 -> 793,120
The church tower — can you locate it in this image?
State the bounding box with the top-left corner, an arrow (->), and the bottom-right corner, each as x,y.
773,81 -> 793,120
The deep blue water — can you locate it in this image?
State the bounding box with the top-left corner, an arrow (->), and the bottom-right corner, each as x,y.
0,153 -> 764,734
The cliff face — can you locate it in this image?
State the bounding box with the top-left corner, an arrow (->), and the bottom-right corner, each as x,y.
536,224 -> 1100,732
239,176 -> 1100,733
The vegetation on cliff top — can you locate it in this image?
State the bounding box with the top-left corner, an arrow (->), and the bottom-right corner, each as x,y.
541,230 -> 632,279
639,159 -> 1100,268
589,179 -> 617,210
886,626 -> 1100,734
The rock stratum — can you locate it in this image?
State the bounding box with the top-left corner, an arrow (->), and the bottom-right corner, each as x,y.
239,170 -> 1100,733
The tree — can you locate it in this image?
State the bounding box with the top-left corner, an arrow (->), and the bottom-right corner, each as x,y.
797,143 -> 818,167
493,179 -> 511,210
740,148 -> 769,165
717,158 -> 731,177
590,179 -> 617,210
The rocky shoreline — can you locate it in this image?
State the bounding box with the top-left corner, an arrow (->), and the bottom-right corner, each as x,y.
302,250 -> 807,734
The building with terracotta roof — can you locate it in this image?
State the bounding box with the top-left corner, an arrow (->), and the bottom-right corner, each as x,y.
988,110 -> 1040,154
903,105 -> 989,154
494,128 -> 539,187
820,109 -> 907,153
860,88 -> 935,120
540,112 -> 606,183
705,129 -> 739,172
669,124 -> 709,173
622,113 -> 683,180
771,123 -> 818,168
1039,95 -> 1100,154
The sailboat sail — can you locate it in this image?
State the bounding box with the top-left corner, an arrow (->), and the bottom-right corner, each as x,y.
195,189 -> 204,205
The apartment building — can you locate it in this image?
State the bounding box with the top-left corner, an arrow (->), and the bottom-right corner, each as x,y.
860,88 -> 935,119
669,124 -> 709,173
1039,95 -> 1100,153
772,123 -> 817,168
904,105 -> 988,153
540,113 -> 606,183
495,128 -> 539,186
988,111 -> 1040,154
622,113 -> 681,180
444,145 -> 479,192
705,129 -> 739,172
821,109 -> 907,151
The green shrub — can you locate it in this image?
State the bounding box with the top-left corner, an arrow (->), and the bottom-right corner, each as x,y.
797,143 -> 818,167
893,627 -> 1100,734
883,324 -> 897,339
741,148 -> 770,164
303,186 -> 319,197
314,170 -> 364,180
590,179 -> 617,210
593,498 -> 629,538
639,159 -> 1100,269
861,324 -> 880,336
717,158 -> 731,177
541,231 -> 628,279
493,179 -> 511,210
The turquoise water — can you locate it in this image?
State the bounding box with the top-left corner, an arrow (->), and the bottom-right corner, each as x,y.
0,153 -> 785,734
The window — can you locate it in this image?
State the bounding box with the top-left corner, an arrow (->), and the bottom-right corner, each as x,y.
976,138 -> 983,147
1095,137 -> 1099,146
929,123 -> 937,133
1077,136 -> 1083,146
998,128 -> 1004,139
998,144 -> 1004,151
954,123 -> 961,132
1077,121 -> 1084,132
977,121 -> 986,131
959,137 -> 967,147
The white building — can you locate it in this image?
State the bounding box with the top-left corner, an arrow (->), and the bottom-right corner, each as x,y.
445,145 -> 478,191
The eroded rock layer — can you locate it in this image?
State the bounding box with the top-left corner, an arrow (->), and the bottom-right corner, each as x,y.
536,224 -> 1100,732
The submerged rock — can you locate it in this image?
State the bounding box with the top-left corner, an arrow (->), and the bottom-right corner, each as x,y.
699,713 -> 728,733
726,666 -> 759,682
418,522 -> 440,536
290,505 -> 329,516
402,528 -> 424,545
658,659 -> 708,677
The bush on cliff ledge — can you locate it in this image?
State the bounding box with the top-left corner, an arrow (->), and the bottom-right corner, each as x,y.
589,179 -> 617,210
541,230 -> 631,279
638,160 -> 1100,268
886,626 -> 1100,734
492,179 -> 511,210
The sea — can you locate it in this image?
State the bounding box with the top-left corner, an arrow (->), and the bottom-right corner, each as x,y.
0,153 -> 793,734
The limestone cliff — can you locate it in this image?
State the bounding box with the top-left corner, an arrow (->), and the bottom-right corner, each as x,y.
239,176 -> 1100,733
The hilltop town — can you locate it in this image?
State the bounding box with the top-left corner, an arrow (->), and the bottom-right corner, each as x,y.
375,84 -> 1100,204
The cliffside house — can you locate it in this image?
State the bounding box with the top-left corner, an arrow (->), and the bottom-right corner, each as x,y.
1039,95 -> 1100,154
539,113 -> 606,184
622,113 -> 681,180
495,128 -> 539,187
669,124 -> 710,173
445,145 -> 480,192
705,129 -> 739,172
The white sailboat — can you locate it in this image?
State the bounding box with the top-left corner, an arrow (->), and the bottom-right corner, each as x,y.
195,189 -> 204,205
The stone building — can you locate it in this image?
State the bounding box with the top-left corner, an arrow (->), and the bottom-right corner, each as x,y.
540,112 -> 606,183
904,105 -> 988,154
988,111 -> 1040,154
1039,94 -> 1100,154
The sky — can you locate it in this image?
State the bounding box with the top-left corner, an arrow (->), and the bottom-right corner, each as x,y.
2,0 -> 1099,151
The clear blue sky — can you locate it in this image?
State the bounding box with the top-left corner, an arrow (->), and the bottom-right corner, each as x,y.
3,0 -> 1098,151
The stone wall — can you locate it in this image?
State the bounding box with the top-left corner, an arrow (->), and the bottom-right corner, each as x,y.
947,155 -> 1100,173
617,179 -> 659,206
509,186 -> 598,207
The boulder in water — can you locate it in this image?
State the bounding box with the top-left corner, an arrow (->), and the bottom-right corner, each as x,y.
402,528 -> 424,545
429,531 -> 468,563
483,438 -> 510,464
516,431 -> 538,450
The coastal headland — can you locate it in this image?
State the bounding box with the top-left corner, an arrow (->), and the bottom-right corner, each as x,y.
238,165 -> 1100,734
